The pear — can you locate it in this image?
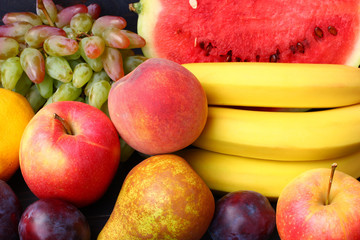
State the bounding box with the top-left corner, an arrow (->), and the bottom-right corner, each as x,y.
98,154 -> 215,240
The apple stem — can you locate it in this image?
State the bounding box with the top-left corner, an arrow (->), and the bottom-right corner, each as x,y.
325,163 -> 337,205
53,113 -> 73,135
37,0 -> 55,27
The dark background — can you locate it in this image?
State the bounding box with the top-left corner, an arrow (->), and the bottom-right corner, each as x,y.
0,1 -> 281,239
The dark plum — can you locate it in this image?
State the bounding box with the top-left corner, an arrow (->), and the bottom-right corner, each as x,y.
18,198 -> 91,240
208,190 -> 276,240
0,179 -> 22,240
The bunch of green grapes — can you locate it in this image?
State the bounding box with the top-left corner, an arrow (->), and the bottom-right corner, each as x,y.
0,0 -> 148,114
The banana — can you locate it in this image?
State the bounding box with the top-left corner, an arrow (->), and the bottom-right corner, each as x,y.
176,148 -> 360,199
193,103 -> 360,161
182,62 -> 360,108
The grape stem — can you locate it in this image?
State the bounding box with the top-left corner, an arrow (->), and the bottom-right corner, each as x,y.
325,163 -> 337,205
53,113 -> 73,135
37,0 -> 55,27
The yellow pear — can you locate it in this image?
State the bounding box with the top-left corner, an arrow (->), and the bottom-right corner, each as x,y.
98,154 -> 215,240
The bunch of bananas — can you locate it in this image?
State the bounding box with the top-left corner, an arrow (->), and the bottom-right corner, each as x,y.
177,62 -> 360,199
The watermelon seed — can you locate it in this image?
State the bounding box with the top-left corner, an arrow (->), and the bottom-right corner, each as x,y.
314,27 -> 324,38
235,57 -> 241,62
205,43 -> 213,56
328,26 -> 338,36
269,54 -> 278,62
199,41 -> 205,49
296,42 -> 305,53
256,55 -> 260,62
290,45 -> 296,54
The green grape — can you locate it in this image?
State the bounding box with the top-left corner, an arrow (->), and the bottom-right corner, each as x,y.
84,70 -> 110,96
63,26 -> 77,40
26,84 -> 47,112
45,56 -> 73,83
123,55 -> 149,74
70,13 -> 93,34
36,74 -> 54,98
51,82 -> 82,102
120,49 -> 135,59
79,37 -> 103,72
0,37 -> 19,60
36,0 -> 58,25
53,79 -> 64,89
80,35 -> 105,59
65,49 -> 82,61
72,63 -> 93,88
87,80 -> 111,109
120,138 -> 135,162
13,72 -> 33,96
1,56 -> 23,90
68,58 -> 85,70
44,95 -> 54,106
20,47 -> 45,84
74,96 -> 85,103
43,35 -> 79,57
2,12 -> 43,26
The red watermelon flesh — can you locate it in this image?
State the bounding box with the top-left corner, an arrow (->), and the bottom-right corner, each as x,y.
135,0 -> 360,66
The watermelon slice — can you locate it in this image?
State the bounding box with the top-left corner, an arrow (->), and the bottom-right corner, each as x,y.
132,0 -> 360,66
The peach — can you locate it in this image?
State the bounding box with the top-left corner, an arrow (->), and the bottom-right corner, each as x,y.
108,58 -> 208,155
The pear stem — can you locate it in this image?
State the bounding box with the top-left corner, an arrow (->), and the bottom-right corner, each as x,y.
54,113 -> 73,135
37,0 -> 55,27
325,163 -> 337,205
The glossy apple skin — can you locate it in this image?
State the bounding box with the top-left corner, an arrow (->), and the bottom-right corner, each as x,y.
208,190 -> 276,240
0,180 -> 22,240
276,168 -> 360,240
18,198 -> 90,240
19,101 -> 121,207
108,58 -> 208,156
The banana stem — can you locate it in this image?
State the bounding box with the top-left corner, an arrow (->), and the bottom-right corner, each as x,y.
326,163 -> 337,205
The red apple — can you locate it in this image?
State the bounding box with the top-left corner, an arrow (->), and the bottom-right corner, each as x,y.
108,58 -> 208,156
276,164 -> 360,239
19,101 -> 121,207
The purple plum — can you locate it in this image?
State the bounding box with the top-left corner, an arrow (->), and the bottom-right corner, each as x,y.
18,198 -> 90,240
0,180 -> 22,240
208,190 -> 276,240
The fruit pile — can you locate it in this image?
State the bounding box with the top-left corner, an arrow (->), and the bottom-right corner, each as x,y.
0,0 -> 147,113
1,0 -> 360,240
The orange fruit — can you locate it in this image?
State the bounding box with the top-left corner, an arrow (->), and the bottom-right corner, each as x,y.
0,88 -> 34,181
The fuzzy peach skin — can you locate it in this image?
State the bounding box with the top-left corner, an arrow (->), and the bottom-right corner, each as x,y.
276,168 -> 360,240
19,101 -> 121,208
108,58 -> 208,156
98,154 -> 215,240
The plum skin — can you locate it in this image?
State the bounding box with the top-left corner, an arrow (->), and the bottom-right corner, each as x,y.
208,190 -> 276,240
0,180 -> 22,240
18,198 -> 91,240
